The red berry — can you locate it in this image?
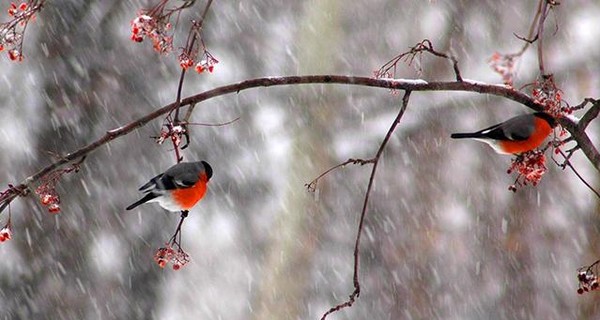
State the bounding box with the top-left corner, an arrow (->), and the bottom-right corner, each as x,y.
8,50 -> 19,61
578,288 -> 584,294
41,194 -> 53,206
208,65 -> 214,73
0,230 -> 10,241
18,2 -> 27,11
48,203 -> 61,214
131,34 -> 143,42
172,264 -> 181,270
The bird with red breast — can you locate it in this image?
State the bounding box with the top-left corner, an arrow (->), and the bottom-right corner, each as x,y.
450,112 -> 556,154
126,161 -> 213,212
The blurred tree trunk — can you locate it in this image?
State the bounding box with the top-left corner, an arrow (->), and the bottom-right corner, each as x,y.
252,0 -> 340,319
1,2 -> 163,319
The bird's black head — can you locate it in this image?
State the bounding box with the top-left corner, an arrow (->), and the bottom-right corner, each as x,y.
534,112 -> 557,127
201,161 -> 213,180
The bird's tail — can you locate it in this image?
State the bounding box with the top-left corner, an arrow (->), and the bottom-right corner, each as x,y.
450,132 -> 482,139
126,193 -> 158,210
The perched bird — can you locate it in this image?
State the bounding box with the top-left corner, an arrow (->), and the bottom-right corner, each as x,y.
126,161 -> 213,212
450,112 -> 556,154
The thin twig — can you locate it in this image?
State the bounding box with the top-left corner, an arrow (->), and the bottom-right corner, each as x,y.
320,91 -> 412,320
184,117 -> 241,127
200,0 -> 213,22
511,0 -> 543,57
305,158 -> 375,192
169,210 -> 189,245
557,150 -> 600,199
172,69 -> 188,123
173,0 -> 214,122
579,98 -> 600,129
537,0 -> 549,75
375,39 -> 462,81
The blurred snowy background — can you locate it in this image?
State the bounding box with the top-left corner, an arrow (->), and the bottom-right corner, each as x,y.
0,0 -> 599,319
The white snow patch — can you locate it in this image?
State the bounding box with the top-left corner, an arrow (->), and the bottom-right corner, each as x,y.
564,113 -> 580,124
462,78 -> 507,88
378,78 -> 429,85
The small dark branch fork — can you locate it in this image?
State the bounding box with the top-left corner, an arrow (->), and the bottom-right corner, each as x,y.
305,158 -> 374,192
169,210 -> 189,247
553,148 -> 600,199
577,98 -> 600,129
375,39 -> 462,82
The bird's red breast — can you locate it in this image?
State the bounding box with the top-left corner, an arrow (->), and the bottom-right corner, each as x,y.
171,172 -> 209,210
499,117 -> 553,154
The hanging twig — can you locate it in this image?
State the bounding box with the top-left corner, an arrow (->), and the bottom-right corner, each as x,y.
320,91 -> 412,320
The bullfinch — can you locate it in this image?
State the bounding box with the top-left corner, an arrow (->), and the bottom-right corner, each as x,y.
450,112 -> 556,154
126,161 -> 213,212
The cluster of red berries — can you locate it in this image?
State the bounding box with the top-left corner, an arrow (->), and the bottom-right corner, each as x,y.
1,2 -> 38,62
179,50 -> 218,74
130,2 -> 219,76
532,75 -> 566,118
154,124 -> 185,145
489,52 -> 516,87
130,14 -> 173,54
577,267 -> 599,294
35,183 -> 61,214
0,227 -> 12,243
507,149 -> 547,192
7,2 -> 28,16
154,244 -> 190,270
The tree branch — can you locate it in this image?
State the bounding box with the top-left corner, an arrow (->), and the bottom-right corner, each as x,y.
1,75 -> 599,213
579,98 -> 600,129
537,0 -> 549,75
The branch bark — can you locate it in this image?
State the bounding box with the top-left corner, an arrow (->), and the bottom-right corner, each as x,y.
2,75 -> 599,210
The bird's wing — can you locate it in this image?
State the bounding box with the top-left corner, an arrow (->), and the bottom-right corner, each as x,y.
500,115 -> 535,141
162,163 -> 200,189
171,171 -> 199,188
138,173 -> 163,191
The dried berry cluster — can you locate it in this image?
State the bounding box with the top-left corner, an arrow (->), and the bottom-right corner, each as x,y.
130,0 -> 219,75
0,1 -> 43,62
130,14 -> 173,54
577,263 -> 600,294
532,75 -> 567,117
177,49 -> 218,73
33,161 -> 82,214
154,124 -> 185,145
177,20 -> 219,74
154,243 -> 190,270
35,174 -> 63,214
488,52 -> 516,87
507,149 -> 547,192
